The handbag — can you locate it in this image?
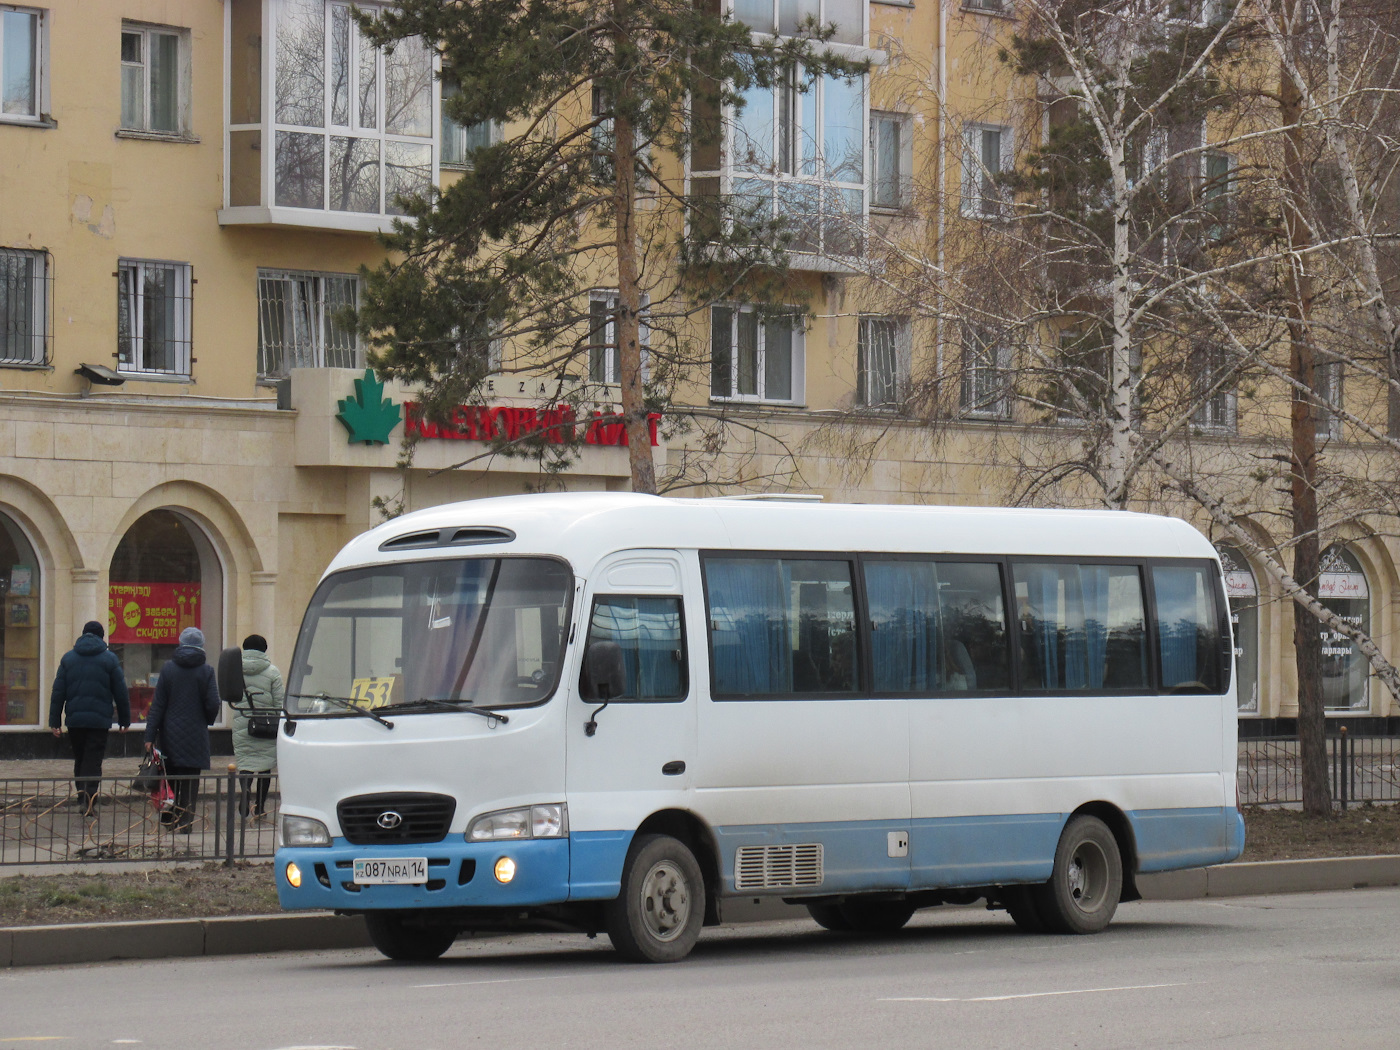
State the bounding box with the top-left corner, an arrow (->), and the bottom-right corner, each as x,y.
241,690 -> 280,740
132,749 -> 165,794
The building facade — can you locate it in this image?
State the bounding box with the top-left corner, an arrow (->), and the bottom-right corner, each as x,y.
0,0 -> 1394,749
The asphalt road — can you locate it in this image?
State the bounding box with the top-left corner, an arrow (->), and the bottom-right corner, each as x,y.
2,889 -> 1398,1050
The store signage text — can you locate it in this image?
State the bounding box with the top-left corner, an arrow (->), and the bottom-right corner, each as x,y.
404,402 -> 660,447
108,583 -> 201,645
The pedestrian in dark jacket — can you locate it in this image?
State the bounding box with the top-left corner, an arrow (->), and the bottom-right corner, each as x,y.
48,620 -> 130,813
143,626 -> 221,833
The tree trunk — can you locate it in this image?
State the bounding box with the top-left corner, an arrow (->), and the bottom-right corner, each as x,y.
611,6 -> 657,495
1280,28 -> 1330,816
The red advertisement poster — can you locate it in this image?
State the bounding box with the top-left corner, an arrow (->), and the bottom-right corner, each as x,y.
108,583 -> 201,645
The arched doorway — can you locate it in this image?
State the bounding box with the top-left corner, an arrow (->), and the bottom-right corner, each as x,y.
108,510 -> 224,722
1217,545 -> 1259,714
0,512 -> 41,726
1319,545 -> 1370,713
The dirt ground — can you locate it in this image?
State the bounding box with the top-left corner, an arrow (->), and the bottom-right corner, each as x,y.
1,807 -> 1397,928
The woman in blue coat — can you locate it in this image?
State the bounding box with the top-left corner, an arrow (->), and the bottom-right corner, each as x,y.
143,627 -> 221,833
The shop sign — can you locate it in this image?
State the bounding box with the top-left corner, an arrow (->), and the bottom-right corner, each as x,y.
1319,572 -> 1368,600
1223,571 -> 1256,599
404,402 -> 660,447
337,370 -> 402,445
108,583 -> 201,645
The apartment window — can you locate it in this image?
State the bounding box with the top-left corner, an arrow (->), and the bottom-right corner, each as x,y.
1315,356 -> 1342,439
858,316 -> 907,409
870,112 -> 912,211
726,60 -> 867,257
711,304 -> 802,403
1202,151 -> 1233,239
0,5 -> 42,122
0,247 -> 50,365
961,325 -> 1009,418
1191,344 -> 1236,432
260,0 -> 433,216
120,23 -> 187,135
962,123 -> 1011,218
440,77 -> 495,167
733,0 -> 864,45
257,269 -> 360,377
587,291 -> 649,384
117,260 -> 192,377
963,0 -> 1007,12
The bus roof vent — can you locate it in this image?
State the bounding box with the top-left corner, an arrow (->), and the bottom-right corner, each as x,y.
447,527 -> 516,546
378,530 -> 443,551
378,526 -> 516,552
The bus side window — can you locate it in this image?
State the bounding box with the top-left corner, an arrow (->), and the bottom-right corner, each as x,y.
1151,564 -> 1222,694
1013,563 -> 1148,692
584,595 -> 687,701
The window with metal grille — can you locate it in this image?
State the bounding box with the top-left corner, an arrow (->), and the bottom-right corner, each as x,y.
961,325 -> 1009,418
0,247 -> 51,365
257,269 -> 360,377
117,260 -> 192,376
858,315 -> 907,409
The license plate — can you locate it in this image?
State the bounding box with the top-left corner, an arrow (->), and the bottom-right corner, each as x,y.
353,857 -> 428,884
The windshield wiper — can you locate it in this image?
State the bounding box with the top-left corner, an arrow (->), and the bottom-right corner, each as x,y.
286,693 -> 395,730
377,698 -> 510,724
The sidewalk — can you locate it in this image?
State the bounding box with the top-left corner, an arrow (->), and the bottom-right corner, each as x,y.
3,855 -> 1399,968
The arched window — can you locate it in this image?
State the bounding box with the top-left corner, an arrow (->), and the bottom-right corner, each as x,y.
1318,546 -> 1370,712
0,513 -> 41,726
108,510 -> 223,722
1217,545 -> 1258,714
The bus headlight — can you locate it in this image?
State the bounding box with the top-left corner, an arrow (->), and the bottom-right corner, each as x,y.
280,815 -> 331,847
468,804 -> 568,842
494,857 -> 517,883
285,862 -> 303,888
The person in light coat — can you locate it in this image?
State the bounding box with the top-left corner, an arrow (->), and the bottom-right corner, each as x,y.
233,634 -> 284,819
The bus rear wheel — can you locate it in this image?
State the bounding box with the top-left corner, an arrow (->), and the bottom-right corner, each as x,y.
605,833 -> 705,963
1035,815 -> 1122,934
364,912 -> 457,961
1002,886 -> 1049,933
840,900 -> 915,933
806,902 -> 854,931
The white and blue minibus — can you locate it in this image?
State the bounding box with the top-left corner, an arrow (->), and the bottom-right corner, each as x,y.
273,493 -> 1244,962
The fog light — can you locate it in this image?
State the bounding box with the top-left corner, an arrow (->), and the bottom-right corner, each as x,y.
286,861 -> 303,888
494,856 -> 516,884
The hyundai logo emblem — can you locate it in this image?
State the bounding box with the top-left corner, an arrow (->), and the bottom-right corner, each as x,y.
376,810 -> 403,830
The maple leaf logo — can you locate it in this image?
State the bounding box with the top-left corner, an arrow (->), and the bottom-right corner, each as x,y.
337,369 -> 402,445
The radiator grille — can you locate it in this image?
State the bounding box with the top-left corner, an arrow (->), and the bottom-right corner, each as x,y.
734,844 -> 824,890
337,792 -> 456,845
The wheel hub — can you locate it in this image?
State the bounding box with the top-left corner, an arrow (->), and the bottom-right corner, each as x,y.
640,861 -> 690,941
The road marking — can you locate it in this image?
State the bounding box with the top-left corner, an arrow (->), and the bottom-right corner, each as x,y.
413,975 -> 573,990
266,1046 -> 357,1049
881,982 -> 1188,1003
0,1040 -> 67,1044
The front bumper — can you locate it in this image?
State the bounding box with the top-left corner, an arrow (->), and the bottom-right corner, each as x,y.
276,837 -> 571,911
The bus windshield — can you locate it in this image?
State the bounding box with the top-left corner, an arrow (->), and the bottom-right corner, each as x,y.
286,557 -> 573,715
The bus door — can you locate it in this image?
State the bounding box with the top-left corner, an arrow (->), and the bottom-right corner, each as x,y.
566,551 -> 696,896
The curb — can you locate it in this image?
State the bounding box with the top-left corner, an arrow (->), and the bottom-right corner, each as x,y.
4,856 -> 1398,968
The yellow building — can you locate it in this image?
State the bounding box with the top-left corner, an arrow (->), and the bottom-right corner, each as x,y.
0,0 -> 1392,750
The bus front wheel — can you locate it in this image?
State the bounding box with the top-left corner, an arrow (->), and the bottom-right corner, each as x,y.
605,833 -> 705,963
1036,815 -> 1122,935
364,912 -> 457,961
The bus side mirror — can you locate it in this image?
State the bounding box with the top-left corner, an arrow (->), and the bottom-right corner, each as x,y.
217,647 -> 246,706
582,641 -> 626,701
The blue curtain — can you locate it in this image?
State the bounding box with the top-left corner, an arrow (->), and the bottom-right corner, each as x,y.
635,598 -> 681,698
1080,566 -> 1111,690
707,559 -> 791,694
1024,565 -> 1062,688
865,561 -> 939,691
1154,567 -> 1201,686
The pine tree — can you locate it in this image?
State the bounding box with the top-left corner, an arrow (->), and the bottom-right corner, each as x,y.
354,0 -> 866,492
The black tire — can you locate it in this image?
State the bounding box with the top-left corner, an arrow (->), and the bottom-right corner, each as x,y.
364,912 -> 457,961
605,833 -> 705,963
1001,885 -> 1049,933
1034,815 -> 1123,935
807,902 -> 854,931
840,899 -> 915,933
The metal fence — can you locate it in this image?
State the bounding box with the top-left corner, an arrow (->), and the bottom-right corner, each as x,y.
0,770 -> 278,866
1238,733 -> 1400,808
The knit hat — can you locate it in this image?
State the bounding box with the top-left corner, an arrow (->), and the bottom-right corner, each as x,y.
179,627 -> 205,648
82,620 -> 105,638
243,634 -> 268,652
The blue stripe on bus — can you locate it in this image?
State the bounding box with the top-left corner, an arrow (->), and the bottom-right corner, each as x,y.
568,806 -> 1245,902
1128,806 -> 1245,872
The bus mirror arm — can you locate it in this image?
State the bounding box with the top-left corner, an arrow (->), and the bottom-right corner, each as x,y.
582,641 -> 626,737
